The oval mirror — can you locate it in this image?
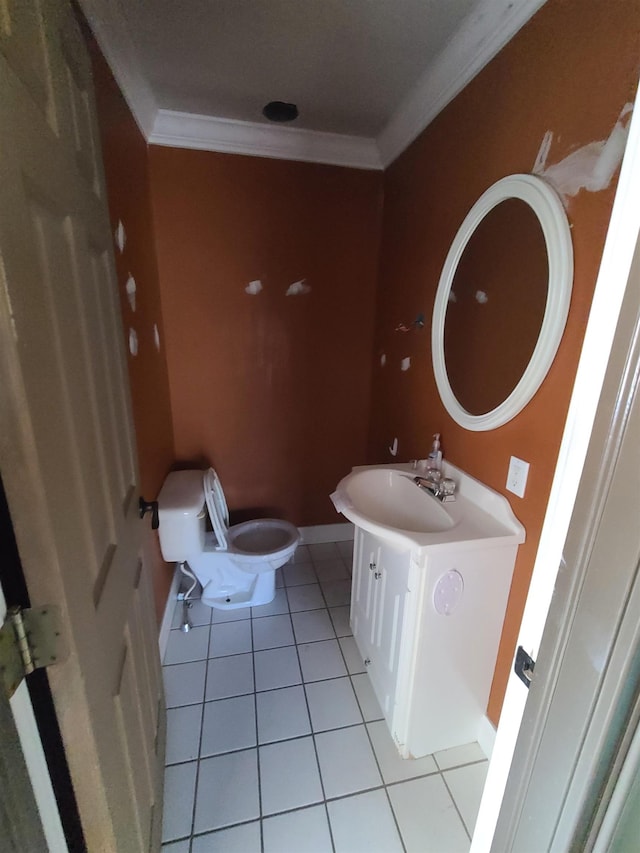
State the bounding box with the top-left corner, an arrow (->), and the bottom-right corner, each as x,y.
431,174 -> 573,431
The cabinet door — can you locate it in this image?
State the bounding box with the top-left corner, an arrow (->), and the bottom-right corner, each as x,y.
350,528 -> 380,664
368,540 -> 410,716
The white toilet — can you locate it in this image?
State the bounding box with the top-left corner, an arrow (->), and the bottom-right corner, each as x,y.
157,468 -> 300,609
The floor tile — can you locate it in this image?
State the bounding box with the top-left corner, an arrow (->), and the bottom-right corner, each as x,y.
309,542 -> 341,562
434,741 -> 487,770
328,789 -> 404,853
351,673 -> 384,722
209,620 -> 252,657
276,571 -> 284,588
161,840 -> 190,853
388,774 -> 470,852
256,685 -> 311,743
444,761 -> 489,836
289,544 -> 312,564
166,704 -> 203,765
259,736 -> 323,815
298,639 -> 347,682
211,606 -> 251,623
291,609 -> 335,643
193,749 -> 259,833
305,677 -> 362,732
329,606 -> 352,637
191,821 -> 261,852
283,562 -> 317,586
367,720 -> 438,783
314,559 -> 349,582
254,646 -> 301,691
263,804 -> 332,853
162,761 -> 197,842
286,583 -> 326,612
339,636 -> 366,674
251,588 -> 289,617
200,695 -> 256,757
252,614 -> 294,650
172,598 -> 212,629
315,725 -> 381,798
320,579 -> 351,607
163,660 -> 207,708
205,653 -> 254,700
164,625 -> 210,665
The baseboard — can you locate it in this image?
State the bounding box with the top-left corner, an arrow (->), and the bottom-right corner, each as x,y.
298,523 -> 354,544
477,714 -> 497,759
158,564 -> 180,661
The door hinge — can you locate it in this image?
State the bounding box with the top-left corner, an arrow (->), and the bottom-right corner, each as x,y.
514,645 -> 535,689
0,605 -> 67,699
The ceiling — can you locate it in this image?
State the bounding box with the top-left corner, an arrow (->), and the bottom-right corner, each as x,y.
81,0 -> 547,169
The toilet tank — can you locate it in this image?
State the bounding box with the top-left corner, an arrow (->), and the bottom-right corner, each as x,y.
157,470 -> 206,562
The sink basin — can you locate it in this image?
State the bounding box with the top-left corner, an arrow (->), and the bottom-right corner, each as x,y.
331,463 -> 525,552
338,469 -> 454,533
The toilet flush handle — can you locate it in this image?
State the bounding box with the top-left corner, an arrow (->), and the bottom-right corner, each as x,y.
138,497 -> 159,530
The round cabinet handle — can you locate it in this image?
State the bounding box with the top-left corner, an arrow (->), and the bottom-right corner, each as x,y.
374,571 -> 382,580
364,657 -> 371,666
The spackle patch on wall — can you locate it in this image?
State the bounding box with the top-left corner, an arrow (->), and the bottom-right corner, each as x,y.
286,279 -> 311,296
475,290 -> 488,304
114,220 -> 126,253
389,437 -> 398,457
125,274 -> 136,311
153,323 -> 160,351
533,103 -> 633,203
245,280 -> 263,295
128,328 -> 138,356
401,357 -> 411,371
380,353 -> 387,367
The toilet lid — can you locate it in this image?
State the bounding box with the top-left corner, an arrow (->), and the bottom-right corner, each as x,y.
203,468 -> 229,550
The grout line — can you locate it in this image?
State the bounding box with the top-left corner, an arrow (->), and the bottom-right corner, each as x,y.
440,769 -> 472,842
184,617 -> 211,849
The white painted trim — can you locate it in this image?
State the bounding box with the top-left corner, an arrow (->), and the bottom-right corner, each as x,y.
158,564 -> 181,661
471,79 -> 640,853
377,0 -> 548,167
298,523 -> 354,544
432,174 -> 572,430
150,110 -> 382,171
78,0 -> 158,138
0,583 -> 67,852
477,715 -> 497,760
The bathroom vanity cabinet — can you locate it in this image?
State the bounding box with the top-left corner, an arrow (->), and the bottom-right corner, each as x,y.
349,507 -> 522,758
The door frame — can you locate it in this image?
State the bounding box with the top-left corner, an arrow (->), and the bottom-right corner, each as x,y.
472,78 -> 640,850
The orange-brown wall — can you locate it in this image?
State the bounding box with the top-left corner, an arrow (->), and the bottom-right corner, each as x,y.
148,148 -> 383,526
87,35 -> 176,620
369,0 -> 639,724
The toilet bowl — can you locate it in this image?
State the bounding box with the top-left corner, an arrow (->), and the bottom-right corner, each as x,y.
157,468 -> 299,610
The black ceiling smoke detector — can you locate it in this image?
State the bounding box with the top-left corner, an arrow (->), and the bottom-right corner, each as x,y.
262,101 -> 299,122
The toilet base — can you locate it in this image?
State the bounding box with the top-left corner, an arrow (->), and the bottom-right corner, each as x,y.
187,552 -> 277,610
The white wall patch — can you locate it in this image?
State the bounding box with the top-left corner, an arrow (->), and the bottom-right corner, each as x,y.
533,103 -> 633,203
401,356 -> 411,371
125,274 -> 136,311
245,279 -> 263,295
153,323 -> 161,351
115,220 -> 126,253
380,353 -> 387,366
475,290 -> 488,304
389,437 -> 399,457
128,328 -> 138,356
286,279 -> 311,296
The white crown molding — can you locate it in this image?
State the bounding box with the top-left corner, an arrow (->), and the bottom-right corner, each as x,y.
149,110 -> 383,170
377,0 -> 548,167
78,0 -> 158,138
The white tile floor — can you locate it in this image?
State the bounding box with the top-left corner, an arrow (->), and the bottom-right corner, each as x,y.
162,541 -> 488,852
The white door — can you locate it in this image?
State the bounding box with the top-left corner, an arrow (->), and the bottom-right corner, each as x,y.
0,1 -> 165,850
491,231 -> 640,850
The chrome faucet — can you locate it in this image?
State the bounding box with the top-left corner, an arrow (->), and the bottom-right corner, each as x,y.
413,476 -> 456,502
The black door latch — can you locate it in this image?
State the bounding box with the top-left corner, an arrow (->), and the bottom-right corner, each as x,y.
515,645 -> 535,689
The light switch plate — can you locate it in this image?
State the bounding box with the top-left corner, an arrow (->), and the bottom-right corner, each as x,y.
507,456 -> 529,498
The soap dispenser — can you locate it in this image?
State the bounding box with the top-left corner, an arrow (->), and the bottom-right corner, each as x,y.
427,433 -> 442,482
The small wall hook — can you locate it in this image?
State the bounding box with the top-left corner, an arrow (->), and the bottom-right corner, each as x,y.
138,496 -> 159,530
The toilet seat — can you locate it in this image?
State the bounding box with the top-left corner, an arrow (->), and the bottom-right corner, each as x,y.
203,469 -> 299,573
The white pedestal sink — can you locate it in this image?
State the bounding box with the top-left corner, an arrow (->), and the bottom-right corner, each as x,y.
331,462 -> 525,758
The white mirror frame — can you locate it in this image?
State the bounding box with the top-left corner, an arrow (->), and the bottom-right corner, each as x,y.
432,174 -> 573,431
